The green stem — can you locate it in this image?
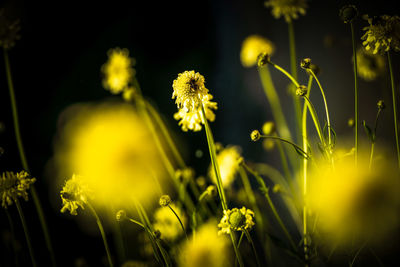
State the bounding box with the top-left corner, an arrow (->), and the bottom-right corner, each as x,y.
302,95 -> 326,150
15,200 -> 37,267
351,23 -> 359,167
230,232 -> 244,267
259,135 -> 309,159
5,208 -> 20,267
244,229 -> 261,267
242,163 -> 297,251
387,51 -> 400,168
3,48 -> 56,267
87,202 -> 114,267
167,205 -> 188,239
268,60 -> 300,88
369,108 -> 383,169
200,103 -> 228,210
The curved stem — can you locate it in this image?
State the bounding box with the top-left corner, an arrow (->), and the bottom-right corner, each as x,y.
244,229 -> 261,267
351,22 -> 359,167
302,96 -> 326,150
167,205 -> 188,239
268,60 -> 300,88
87,202 -> 114,267
259,135 -> 309,159
387,51 -> 400,168
15,200 -> 37,267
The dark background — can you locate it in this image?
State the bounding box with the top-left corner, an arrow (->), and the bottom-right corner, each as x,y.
1,0 -> 400,266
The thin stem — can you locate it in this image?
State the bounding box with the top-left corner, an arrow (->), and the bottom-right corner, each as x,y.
268,60 -> 300,88
87,202 -> 114,267
302,95 -> 326,149
200,103 -> 228,210
3,48 -> 56,267
244,229 -> 261,267
15,200 -> 37,267
387,51 -> 400,168
369,108 -> 383,169
5,208 -> 20,267
259,135 -> 309,159
230,232 -> 244,267
167,205 -> 188,239
242,163 -> 297,251
351,22 -> 359,167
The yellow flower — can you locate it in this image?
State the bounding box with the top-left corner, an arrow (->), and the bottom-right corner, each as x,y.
264,0 -> 307,23
0,171 -> 35,208
52,102 -> 165,210
173,93 -> 217,132
356,46 -> 385,81
101,48 -> 135,94
0,9 -> 21,50
361,15 -> 400,54
218,207 -> 255,235
209,145 -> 242,188
153,203 -> 186,242
178,221 -> 231,267
240,35 -> 275,67
172,70 -> 209,112
60,174 -> 92,215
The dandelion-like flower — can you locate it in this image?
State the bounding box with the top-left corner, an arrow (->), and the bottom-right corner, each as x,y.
153,203 -> 187,241
0,9 -> 21,50
101,48 -> 135,94
209,145 -> 242,188
0,171 -> 35,208
178,221 -> 231,267
60,174 -> 92,215
356,46 -> 385,81
240,35 -> 275,67
361,15 -> 400,54
264,0 -> 308,23
172,71 -> 217,132
218,207 -> 255,235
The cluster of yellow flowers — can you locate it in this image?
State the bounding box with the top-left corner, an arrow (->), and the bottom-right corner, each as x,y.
0,171 -> 35,208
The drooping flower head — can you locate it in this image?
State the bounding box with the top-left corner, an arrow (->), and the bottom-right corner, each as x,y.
178,220 -> 231,267
218,207 -> 255,235
0,171 -> 35,208
355,46 -> 385,81
240,35 -> 275,67
60,174 -> 92,215
264,0 -> 308,23
209,145 -> 242,188
153,203 -> 187,242
101,48 -> 135,94
0,9 -> 21,50
361,15 -> 400,54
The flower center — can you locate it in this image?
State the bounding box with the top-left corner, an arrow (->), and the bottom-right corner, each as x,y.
228,210 -> 245,229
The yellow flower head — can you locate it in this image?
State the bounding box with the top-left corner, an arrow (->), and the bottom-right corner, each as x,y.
0,9 -> 21,50
265,0 -> 307,23
0,171 -> 35,208
361,15 -> 400,54
240,35 -> 275,67
178,221 -> 231,267
60,174 -> 92,215
209,145 -> 242,188
101,48 -> 135,94
356,46 -> 385,81
153,203 -> 186,242
218,207 -> 255,235
52,102 -> 165,210
173,93 -> 217,132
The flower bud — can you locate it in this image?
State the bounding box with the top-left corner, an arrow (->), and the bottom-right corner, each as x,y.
116,210 -> 127,222
159,195 -> 171,207
296,85 -> 308,96
377,100 -> 385,110
339,5 -> 358,24
257,52 -> 270,67
300,58 -> 312,69
250,130 -> 261,141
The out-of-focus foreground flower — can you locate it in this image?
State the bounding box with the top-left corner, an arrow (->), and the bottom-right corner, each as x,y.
51,102 -> 166,210
264,0 -> 308,23
209,145 -> 242,188
356,46 -> 385,81
153,203 -> 186,242
240,35 -> 275,67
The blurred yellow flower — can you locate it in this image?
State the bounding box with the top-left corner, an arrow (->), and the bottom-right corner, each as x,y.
209,145 -> 241,188
60,174 -> 92,215
218,207 -> 255,235
362,15 -> 400,54
308,155 -> 400,246
153,203 -> 186,242
240,35 -> 275,67
0,171 -> 35,208
178,221 -> 231,267
264,0 -> 307,23
356,47 -> 385,81
52,102 -> 165,210
101,48 -> 135,94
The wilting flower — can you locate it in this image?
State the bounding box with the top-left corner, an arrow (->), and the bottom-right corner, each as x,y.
361,15 -> 400,54
0,171 -> 35,208
51,102 -> 165,209
101,48 -> 135,94
60,174 -> 92,215
240,35 -> 275,67
178,221 -> 231,267
355,46 -> 385,81
153,203 -> 186,241
172,72 -> 217,132
209,145 -> 242,188
218,207 -> 255,235
308,154 -> 400,246
264,0 -> 307,23
0,9 -> 21,50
